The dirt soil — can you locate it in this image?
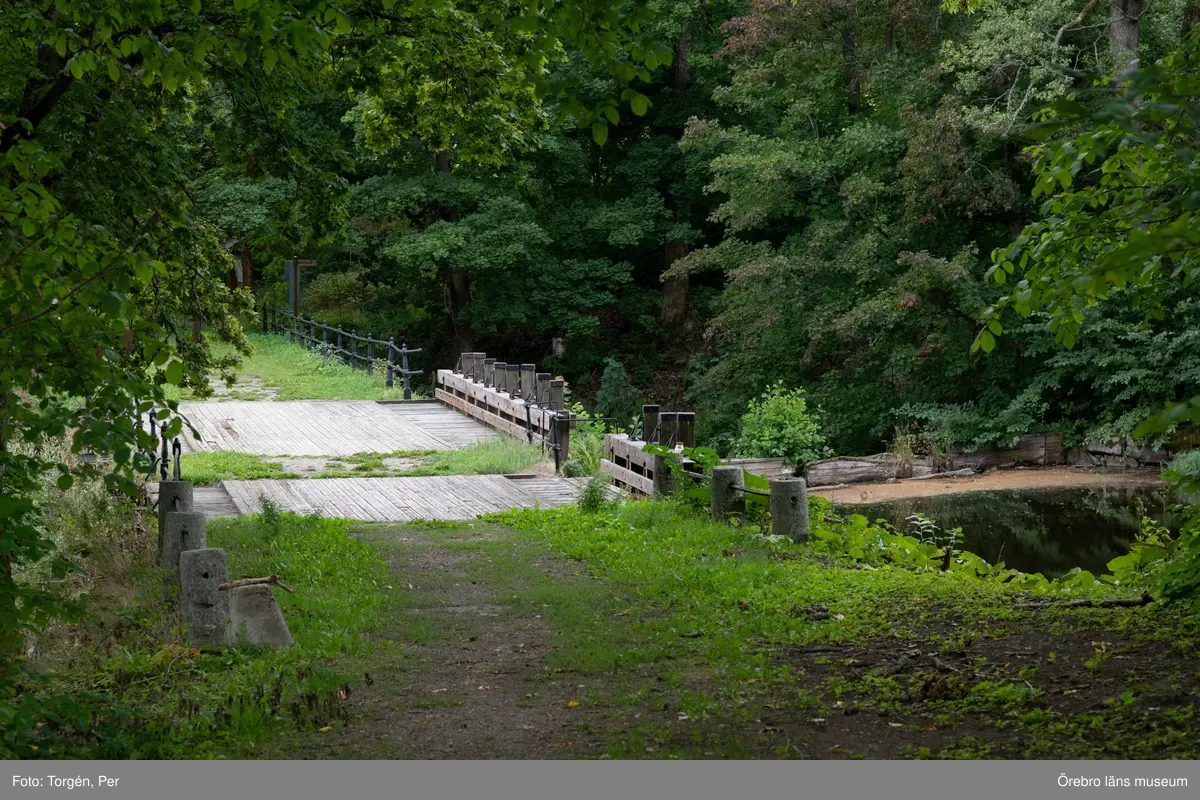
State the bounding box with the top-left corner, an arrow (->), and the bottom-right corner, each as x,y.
813,467 -> 1164,505
278,523 -> 1198,760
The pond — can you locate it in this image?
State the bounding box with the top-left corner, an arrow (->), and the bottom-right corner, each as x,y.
837,485 -> 1179,578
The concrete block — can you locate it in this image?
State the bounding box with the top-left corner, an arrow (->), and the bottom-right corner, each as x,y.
770,477 -> 810,543
157,481 -> 193,554
228,585 -> 294,649
180,548 -> 230,649
711,465 -> 745,520
161,511 -> 206,581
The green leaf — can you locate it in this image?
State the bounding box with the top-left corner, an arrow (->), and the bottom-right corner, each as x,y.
603,106 -> 619,125
57,474 -> 74,492
165,360 -> 184,386
591,121 -> 608,146
630,93 -> 649,116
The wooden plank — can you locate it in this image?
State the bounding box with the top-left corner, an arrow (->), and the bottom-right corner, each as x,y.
601,459 -> 655,495
437,389 -> 550,443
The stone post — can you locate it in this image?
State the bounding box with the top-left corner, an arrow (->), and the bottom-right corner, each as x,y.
161,511 -> 207,599
711,465 -> 745,521
770,477 -> 810,542
180,548 -> 230,649
157,480 -> 193,555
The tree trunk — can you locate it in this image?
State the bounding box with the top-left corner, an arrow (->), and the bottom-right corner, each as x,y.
434,149 -> 473,353
661,242 -> 691,332
1185,0 -> 1200,37
1109,0 -> 1142,69
659,37 -> 693,333
241,241 -> 254,291
842,28 -> 860,112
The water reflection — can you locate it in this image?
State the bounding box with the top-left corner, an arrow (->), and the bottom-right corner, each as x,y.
840,486 -> 1178,578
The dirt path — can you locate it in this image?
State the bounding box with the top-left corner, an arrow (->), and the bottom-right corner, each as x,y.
276,521 -> 1199,760
286,524 -> 695,758
814,467 -> 1164,505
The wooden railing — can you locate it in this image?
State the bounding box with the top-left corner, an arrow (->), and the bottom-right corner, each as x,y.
263,305 -> 423,398
601,405 -> 696,495
435,352 -> 574,470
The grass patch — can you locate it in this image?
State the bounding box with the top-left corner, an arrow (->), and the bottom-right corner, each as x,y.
176,441 -> 549,485
168,332 -> 421,401
397,438 -> 547,476
180,452 -> 301,485
482,500 -> 1200,758
11,489 -> 389,759
316,439 -> 550,478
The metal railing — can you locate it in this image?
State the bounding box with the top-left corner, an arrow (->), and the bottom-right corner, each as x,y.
136,405 -> 183,490
263,305 -> 424,399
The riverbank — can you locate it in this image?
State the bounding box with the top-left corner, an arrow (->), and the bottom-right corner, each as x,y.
812,467 -> 1164,505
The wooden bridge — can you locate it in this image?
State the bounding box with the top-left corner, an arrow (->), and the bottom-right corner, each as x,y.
149,346 -> 784,521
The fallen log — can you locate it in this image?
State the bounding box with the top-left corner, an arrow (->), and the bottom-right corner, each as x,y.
217,575 -> 295,594
1014,593 -> 1152,610
912,468 -> 977,481
805,454 -> 907,485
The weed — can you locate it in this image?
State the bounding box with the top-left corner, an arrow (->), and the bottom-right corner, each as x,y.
577,475 -> 615,514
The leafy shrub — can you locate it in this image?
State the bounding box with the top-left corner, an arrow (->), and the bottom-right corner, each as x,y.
304,270 -> 378,327
1165,450 -> 1200,504
577,475 -> 615,514
564,402 -> 609,478
733,383 -> 830,465
1153,453 -> 1200,603
594,357 -> 639,427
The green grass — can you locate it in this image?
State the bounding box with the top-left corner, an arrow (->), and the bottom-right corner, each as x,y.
318,438 -> 547,477
1166,449 -> 1200,503
389,438 -> 548,477
181,452 -> 301,485
14,504 -> 391,759
207,502 -> 391,650
480,501 -> 1200,759
170,332 -> 422,401
490,501 -> 1033,659
178,440 -> 550,484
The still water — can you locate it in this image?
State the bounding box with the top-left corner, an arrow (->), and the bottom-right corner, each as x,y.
839,485 -> 1179,578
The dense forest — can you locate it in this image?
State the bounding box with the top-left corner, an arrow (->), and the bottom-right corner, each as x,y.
187,0 -> 1200,457
5,0 -> 1200,762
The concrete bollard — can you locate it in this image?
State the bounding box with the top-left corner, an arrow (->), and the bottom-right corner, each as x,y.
161,511 -> 206,586
180,549 -> 230,649
711,465 -> 745,520
157,480 -> 193,554
228,585 -> 294,649
770,477 -> 810,542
